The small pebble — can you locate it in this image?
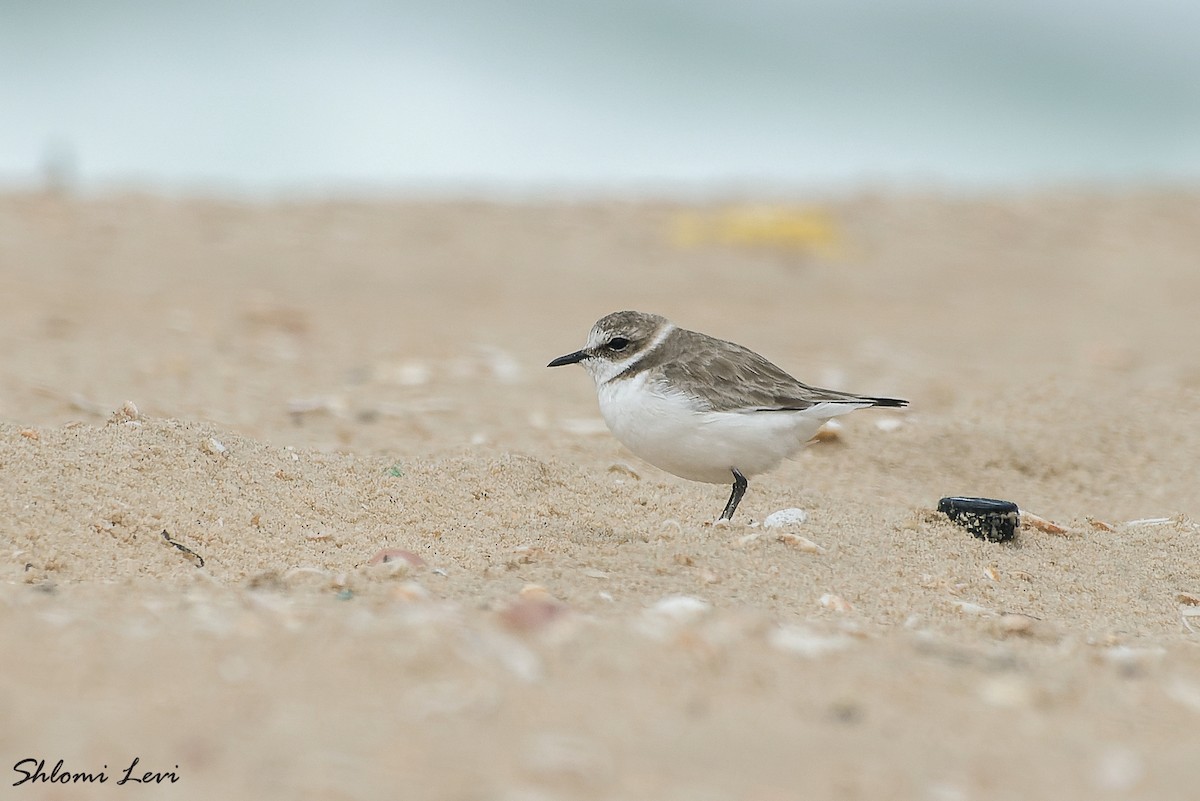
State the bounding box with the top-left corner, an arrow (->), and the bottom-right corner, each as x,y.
368,548 -> 426,567
499,597 -> 567,632
391,581 -> 430,602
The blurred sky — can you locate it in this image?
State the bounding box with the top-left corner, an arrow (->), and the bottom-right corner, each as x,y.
2,0 -> 1199,194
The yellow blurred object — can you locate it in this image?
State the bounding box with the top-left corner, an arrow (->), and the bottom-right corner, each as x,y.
670,206 -> 842,257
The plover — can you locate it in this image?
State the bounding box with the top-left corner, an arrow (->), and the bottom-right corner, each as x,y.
548,311 -> 907,521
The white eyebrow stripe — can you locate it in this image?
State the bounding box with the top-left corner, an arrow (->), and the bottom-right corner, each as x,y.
601,322 -> 675,385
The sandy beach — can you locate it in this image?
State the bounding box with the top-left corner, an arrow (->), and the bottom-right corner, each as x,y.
2,190 -> 1199,800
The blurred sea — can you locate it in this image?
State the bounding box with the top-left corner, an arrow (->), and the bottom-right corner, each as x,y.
2,0 -> 1199,195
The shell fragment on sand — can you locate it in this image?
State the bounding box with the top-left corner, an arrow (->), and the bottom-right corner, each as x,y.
763,508 -> 808,529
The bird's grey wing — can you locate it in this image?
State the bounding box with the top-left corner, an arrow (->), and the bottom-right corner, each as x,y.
654,330 -> 875,413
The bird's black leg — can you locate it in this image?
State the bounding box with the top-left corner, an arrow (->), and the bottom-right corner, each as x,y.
720,468 -> 749,521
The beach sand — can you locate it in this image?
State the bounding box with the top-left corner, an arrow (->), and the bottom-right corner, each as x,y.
2,190 -> 1199,799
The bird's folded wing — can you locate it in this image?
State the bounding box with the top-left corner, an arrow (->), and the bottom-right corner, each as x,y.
655,332 -> 877,413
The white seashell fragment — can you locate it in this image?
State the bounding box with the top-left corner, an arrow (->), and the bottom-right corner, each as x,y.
819,593 -> 852,613
108,400 -> 141,425
1022,511 -> 1068,534
978,676 -> 1035,708
608,462 -> 641,480
646,595 -> 710,623
1092,747 -> 1144,792
1101,646 -> 1165,670
812,419 -> 843,442
768,625 -> 853,658
374,360 -> 431,386
874,417 -> 903,432
777,532 -> 823,552
1123,517 -> 1172,527
950,600 -> 995,616
763,508 -> 808,529
638,595 -> 711,639
1181,607 -> 1200,634
478,630 -> 543,683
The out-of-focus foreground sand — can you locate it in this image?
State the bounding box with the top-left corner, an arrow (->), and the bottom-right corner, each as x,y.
1,191 -> 1198,800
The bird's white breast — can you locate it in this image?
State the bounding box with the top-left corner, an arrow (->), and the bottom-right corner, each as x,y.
595,372 -> 827,484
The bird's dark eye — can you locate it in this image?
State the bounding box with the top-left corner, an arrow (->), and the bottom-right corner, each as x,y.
608,337 -> 630,351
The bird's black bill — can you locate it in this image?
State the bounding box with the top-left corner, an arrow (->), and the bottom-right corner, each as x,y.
547,350 -> 588,367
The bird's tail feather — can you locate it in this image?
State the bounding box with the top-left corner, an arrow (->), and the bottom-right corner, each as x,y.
865,396 -> 908,408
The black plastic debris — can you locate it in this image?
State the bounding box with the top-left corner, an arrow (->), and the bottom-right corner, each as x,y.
937,497 -> 1019,543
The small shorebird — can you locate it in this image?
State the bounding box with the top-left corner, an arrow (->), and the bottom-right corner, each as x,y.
548,311 -> 907,521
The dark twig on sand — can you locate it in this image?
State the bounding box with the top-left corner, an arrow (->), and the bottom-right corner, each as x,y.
161,530 -> 205,568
